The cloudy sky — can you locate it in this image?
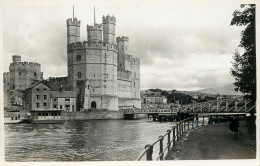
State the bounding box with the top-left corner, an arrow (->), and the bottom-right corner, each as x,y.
1,0 -> 245,91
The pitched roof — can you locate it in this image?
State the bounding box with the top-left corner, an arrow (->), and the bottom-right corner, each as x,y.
27,81 -> 50,89
50,91 -> 76,98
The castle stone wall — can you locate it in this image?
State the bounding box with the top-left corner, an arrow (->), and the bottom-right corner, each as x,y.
9,59 -> 43,90
3,72 -> 10,91
63,110 -> 124,120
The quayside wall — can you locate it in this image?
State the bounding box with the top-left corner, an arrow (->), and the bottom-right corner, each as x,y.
63,110 -> 147,120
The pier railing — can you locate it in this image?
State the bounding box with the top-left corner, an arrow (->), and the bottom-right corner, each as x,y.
136,116 -> 207,161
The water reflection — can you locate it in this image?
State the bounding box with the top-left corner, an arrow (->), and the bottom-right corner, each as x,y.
5,119 -> 176,161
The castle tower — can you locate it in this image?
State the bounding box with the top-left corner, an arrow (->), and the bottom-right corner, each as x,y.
12,55 -> 21,63
116,36 -> 129,70
87,6 -> 102,42
102,15 -> 116,44
87,24 -> 102,42
8,55 -> 43,90
66,9 -> 81,45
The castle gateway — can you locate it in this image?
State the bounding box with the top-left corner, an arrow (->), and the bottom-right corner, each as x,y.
66,13 -> 141,111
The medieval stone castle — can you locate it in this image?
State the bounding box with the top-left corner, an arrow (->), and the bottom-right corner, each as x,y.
3,12 -> 141,111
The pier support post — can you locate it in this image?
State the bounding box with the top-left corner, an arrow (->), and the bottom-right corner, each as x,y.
145,144 -> 153,161
158,136 -> 164,160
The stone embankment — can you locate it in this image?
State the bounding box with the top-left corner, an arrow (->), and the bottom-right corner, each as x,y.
166,121 -> 256,160
63,110 -> 146,120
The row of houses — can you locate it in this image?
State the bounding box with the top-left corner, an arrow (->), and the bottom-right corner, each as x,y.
24,81 -> 76,112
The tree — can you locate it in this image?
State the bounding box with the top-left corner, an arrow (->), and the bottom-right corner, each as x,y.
230,4 -> 256,102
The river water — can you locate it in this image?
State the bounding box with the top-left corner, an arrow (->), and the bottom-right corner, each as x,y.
5,119 -> 176,161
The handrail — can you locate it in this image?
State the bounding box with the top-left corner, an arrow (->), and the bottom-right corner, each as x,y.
136,116 -> 201,161
126,98 -> 252,114
136,146 -> 150,161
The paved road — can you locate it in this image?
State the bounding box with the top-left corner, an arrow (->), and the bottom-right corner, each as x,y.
166,121 -> 256,160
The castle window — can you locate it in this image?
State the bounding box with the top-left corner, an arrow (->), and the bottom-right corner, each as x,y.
88,85 -> 89,89
37,88 -> 39,92
76,55 -> 81,61
65,98 -> 70,102
36,95 -> 40,100
94,74 -> 95,77
44,95 -> 47,100
43,103 -> 47,106
19,72 -> 21,76
78,72 -> 82,78
53,105 -> 57,109
36,103 -> 40,108
43,88 -> 46,91
60,105 -> 63,109
53,98 -> 57,102
34,72 -> 37,76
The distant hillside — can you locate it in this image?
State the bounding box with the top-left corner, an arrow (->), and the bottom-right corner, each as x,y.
194,84 -> 242,95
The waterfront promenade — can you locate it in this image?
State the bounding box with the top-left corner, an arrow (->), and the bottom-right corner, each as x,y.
166,121 -> 256,160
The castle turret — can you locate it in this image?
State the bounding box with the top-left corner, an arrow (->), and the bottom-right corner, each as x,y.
116,36 -> 129,70
102,15 -> 116,44
87,24 -> 102,42
66,17 -> 81,45
12,55 -> 21,63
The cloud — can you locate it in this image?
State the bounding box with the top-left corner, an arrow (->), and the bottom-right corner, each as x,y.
2,3 -> 243,90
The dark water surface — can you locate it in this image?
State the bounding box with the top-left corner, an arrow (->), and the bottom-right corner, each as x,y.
5,119 -> 176,161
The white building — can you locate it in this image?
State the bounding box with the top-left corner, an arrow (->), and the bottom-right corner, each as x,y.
50,91 -> 76,112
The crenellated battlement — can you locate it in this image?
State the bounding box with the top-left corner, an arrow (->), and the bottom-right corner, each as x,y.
116,36 -> 129,42
10,61 -> 41,67
12,55 -> 21,58
12,55 -> 21,63
48,77 -> 68,82
67,41 -> 118,52
87,24 -> 102,31
102,15 -> 116,24
67,18 -> 81,26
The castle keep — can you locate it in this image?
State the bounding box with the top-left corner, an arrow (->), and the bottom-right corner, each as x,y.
67,14 -> 141,111
3,55 -> 43,91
